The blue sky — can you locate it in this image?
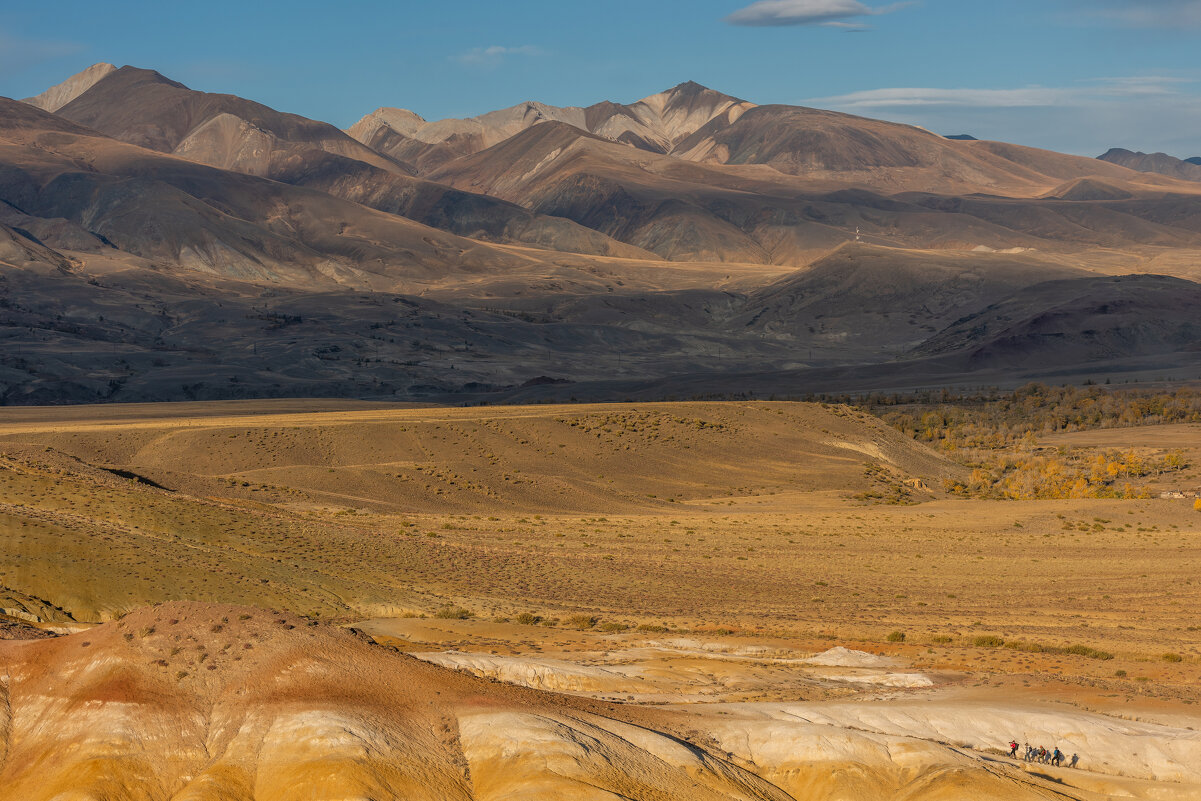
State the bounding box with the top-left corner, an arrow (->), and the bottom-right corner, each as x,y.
2,0 -> 1201,156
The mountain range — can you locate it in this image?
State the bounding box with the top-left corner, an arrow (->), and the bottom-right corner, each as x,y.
2,64 -> 1201,404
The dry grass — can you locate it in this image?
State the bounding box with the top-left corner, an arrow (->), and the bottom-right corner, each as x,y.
0,399 -> 1197,686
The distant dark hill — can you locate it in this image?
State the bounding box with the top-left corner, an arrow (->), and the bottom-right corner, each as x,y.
1097,148 -> 1201,182
944,134 -> 978,141
737,244 -> 1087,359
912,274 -> 1201,368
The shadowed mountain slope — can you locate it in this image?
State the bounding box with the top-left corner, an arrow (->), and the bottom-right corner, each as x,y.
737,244 -> 1089,359
913,273 -> 1201,368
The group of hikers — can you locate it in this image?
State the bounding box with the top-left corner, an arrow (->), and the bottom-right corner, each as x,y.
1008,740 -> 1078,768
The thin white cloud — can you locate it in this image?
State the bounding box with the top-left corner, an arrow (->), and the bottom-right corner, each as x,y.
1089,76 -> 1194,96
0,30 -> 84,73
725,0 -> 910,27
811,77 -> 1201,156
455,45 -> 543,69
815,86 -> 1070,109
1089,0 -> 1201,28
814,77 -> 1194,110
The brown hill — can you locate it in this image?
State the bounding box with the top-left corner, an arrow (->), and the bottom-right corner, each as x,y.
431,120 -> 1201,266
0,95 -> 562,288
7,72 -> 1201,402
348,80 -> 755,173
55,65 -> 409,174
0,601 -> 1085,800
43,65 -> 640,257
1098,147 -> 1201,182
670,104 -> 1176,196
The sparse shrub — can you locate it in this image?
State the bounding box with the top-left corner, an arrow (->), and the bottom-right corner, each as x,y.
138,626 -> 155,638
1114,669 -> 1127,677
1163,652 -> 1183,663
433,606 -> 472,620
599,621 -> 629,633
565,614 -> 597,630
636,623 -> 667,633
1064,644 -> 1114,660
515,612 -> 542,625
886,631 -> 906,643
974,635 -> 1005,648
931,635 -> 953,644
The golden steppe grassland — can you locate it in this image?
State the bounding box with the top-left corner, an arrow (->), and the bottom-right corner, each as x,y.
1,399 -> 1200,800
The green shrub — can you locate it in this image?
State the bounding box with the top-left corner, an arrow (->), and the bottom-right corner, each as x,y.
433,606 -> 472,620
565,614 -> 597,630
515,612 -> 542,625
974,635 -> 1005,648
1163,652 -> 1184,663
931,635 -> 953,644
886,631 -> 906,643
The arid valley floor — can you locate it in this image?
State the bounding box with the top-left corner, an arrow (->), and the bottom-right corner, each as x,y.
1,399 -> 1199,799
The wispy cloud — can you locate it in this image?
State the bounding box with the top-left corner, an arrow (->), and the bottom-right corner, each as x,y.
0,29 -> 84,74
1086,0 -> 1201,29
813,76 -> 1193,110
455,45 -> 543,69
725,0 -> 911,28
811,76 -> 1201,156
815,86 -> 1069,109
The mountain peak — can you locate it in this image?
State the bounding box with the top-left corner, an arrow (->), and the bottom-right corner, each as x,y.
22,62 -> 117,112
669,80 -> 710,94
